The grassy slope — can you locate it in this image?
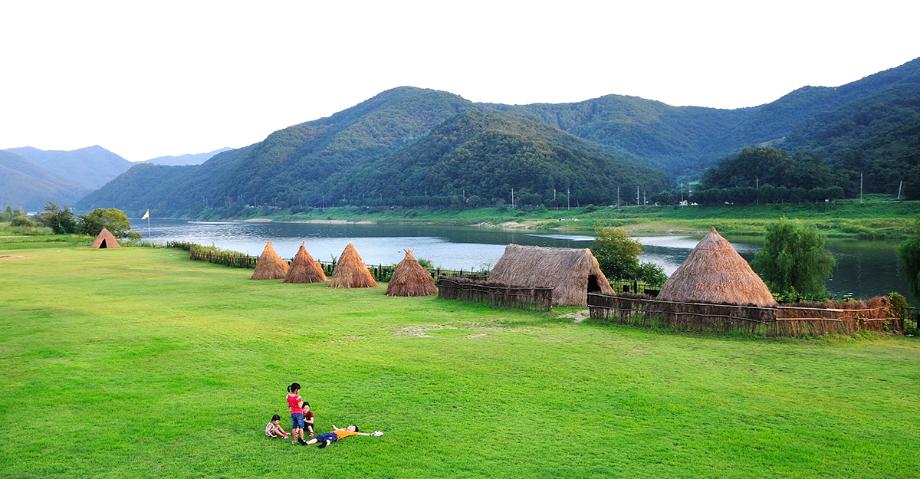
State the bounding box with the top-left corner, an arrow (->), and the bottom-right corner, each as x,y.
219,196 -> 920,240
0,241 -> 918,478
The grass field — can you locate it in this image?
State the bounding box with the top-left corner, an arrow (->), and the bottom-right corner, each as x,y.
1,240 -> 918,478
214,195 -> 920,240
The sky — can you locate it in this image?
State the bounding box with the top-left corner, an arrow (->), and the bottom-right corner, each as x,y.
0,0 -> 918,161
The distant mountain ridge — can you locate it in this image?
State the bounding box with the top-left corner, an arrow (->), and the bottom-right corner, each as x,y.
7,145 -> 132,190
0,150 -> 90,211
76,56 -> 920,213
140,148 -> 232,166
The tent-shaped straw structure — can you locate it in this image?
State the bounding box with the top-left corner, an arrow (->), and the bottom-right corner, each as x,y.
386,249 -> 437,296
488,244 -> 614,306
90,227 -> 120,249
250,241 -> 289,280
328,243 -> 377,288
283,242 -> 327,283
657,227 -> 776,307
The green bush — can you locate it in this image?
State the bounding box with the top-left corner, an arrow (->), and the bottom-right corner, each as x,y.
10,215 -> 33,227
593,227 -> 642,281
753,219 -> 835,299
78,208 -> 132,238
898,220 -> 920,296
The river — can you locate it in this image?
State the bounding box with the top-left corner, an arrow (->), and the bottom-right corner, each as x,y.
133,219 -> 917,304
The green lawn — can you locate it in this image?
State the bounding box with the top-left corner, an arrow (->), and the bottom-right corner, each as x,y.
1,241 -> 918,478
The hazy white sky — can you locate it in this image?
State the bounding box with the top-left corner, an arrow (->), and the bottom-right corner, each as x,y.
1,0 -> 918,161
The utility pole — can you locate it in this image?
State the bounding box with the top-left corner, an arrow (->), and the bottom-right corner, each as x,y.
567,187 -> 570,211
643,189 -> 646,206
636,186 -> 640,206
897,180 -> 903,200
860,172 -> 864,203
755,177 -> 759,205
511,187 -> 514,208
616,186 -> 620,208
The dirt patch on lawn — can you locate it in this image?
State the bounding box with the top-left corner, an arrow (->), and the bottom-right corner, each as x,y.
328,335 -> 366,344
556,310 -> 590,323
0,255 -> 28,261
395,325 -> 456,337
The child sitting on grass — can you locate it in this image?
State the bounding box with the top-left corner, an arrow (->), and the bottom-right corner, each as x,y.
302,402 -> 315,437
264,414 -> 289,439
304,424 -> 383,448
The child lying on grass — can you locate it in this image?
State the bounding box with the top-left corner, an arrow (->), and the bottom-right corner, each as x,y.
265,414 -> 289,439
304,424 -> 383,448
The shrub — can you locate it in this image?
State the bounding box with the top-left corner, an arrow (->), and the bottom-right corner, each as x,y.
898,220 -> 920,296
36,202 -> 77,234
593,227 -> 641,281
78,208 -> 132,237
10,215 -> 33,227
753,219 -> 835,299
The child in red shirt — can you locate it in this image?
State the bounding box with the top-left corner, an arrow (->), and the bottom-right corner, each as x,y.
302,402 -> 315,437
286,382 -> 307,445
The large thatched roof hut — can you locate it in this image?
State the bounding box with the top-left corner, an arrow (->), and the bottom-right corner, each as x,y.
386,250 -> 437,297
328,243 -> 378,288
488,244 -> 613,306
283,242 -> 327,284
251,241 -> 289,280
91,227 -> 120,249
657,228 -> 776,307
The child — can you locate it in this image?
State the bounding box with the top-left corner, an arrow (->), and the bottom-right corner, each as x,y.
287,382 -> 307,445
304,424 -> 383,448
264,414 -> 289,439
302,402 -> 315,437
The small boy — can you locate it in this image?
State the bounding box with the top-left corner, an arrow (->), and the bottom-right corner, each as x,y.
265,414 -> 289,439
302,402 -> 315,437
304,424 -> 383,448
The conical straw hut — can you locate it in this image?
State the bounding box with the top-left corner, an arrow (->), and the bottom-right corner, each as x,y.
328,243 -> 378,288
250,241 -> 289,280
90,227 -> 120,249
283,242 -> 327,283
386,249 -> 437,297
657,228 -> 776,307
488,244 -> 614,306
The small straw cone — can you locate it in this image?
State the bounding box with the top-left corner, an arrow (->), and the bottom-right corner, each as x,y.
283,242 -> 327,283
90,227 -> 120,249
386,249 -> 437,297
657,227 -> 776,306
328,243 -> 377,288
250,241 -> 289,280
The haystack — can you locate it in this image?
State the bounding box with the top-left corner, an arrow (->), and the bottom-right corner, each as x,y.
90,227 -> 120,249
250,241 -> 289,280
328,243 -> 377,288
488,244 -> 613,306
283,242 -> 327,283
386,249 -> 437,297
657,228 -> 776,307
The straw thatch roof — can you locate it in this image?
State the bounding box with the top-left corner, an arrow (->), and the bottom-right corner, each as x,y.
90,227 -> 120,249
328,243 -> 378,288
657,228 -> 776,307
386,250 -> 437,297
488,244 -> 614,306
283,242 -> 327,284
250,241 -> 289,280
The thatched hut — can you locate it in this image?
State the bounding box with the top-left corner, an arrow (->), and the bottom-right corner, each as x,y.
250,241 -> 289,280
283,242 -> 327,284
328,243 -> 377,288
91,227 -> 120,249
488,244 -> 614,306
386,250 -> 437,297
657,227 -> 776,307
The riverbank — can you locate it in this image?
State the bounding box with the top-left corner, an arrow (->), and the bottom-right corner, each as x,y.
206,196 -> 919,240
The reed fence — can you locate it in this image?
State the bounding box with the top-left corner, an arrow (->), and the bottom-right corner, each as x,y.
587,293 -> 903,337
165,241 -> 489,281
437,277 -> 553,311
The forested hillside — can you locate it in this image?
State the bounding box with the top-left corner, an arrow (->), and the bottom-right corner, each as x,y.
78,57 -> 920,214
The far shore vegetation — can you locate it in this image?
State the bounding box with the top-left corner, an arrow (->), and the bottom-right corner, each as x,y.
190,195 -> 919,240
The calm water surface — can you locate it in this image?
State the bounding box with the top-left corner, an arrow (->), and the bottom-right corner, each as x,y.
134,219 -> 916,303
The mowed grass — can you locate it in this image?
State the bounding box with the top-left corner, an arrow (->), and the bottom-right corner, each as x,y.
1,243 -> 918,478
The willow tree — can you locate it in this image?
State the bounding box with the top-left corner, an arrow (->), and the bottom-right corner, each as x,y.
753,219 -> 835,300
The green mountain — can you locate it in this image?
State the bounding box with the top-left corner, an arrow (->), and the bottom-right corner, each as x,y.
333,110 -> 665,206
0,150 -> 90,211
7,145 -> 132,189
79,57 -> 920,214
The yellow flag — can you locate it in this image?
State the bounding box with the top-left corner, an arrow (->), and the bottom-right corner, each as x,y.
141,209 -> 150,220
